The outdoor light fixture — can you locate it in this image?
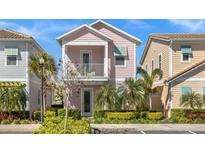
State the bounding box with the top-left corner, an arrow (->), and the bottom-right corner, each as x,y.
40,57 -> 45,123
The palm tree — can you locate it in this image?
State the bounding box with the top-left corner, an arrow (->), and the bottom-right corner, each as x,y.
114,87 -> 127,111
95,84 -> 116,111
124,78 -> 145,111
29,52 -> 58,107
140,68 -> 163,110
180,92 -> 204,110
0,86 -> 26,113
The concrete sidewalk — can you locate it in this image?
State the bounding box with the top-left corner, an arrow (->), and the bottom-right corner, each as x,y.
91,124 -> 205,134
0,124 -> 41,134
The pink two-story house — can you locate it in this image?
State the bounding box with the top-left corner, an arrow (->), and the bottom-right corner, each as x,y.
57,20 -> 141,116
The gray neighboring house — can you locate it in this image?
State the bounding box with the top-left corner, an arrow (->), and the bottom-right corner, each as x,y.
0,29 -> 52,115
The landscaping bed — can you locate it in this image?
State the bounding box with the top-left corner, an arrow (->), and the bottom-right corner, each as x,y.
92,109 -> 205,124
33,108 -> 90,134
92,110 -> 164,124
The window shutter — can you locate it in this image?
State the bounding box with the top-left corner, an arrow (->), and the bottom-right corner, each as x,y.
4,47 -> 19,55
181,45 -> 192,54
114,45 -> 127,56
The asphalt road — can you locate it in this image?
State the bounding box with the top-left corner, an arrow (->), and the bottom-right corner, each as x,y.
91,124 -> 205,134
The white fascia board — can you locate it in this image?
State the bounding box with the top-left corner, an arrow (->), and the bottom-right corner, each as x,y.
56,24 -> 112,42
0,78 -> 27,82
90,20 -> 142,44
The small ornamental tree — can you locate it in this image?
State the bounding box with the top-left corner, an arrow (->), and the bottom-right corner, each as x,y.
59,60 -> 88,129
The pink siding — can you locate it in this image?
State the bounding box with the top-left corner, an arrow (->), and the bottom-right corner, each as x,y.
94,25 -> 135,78
67,85 -> 101,110
66,46 -> 104,63
63,29 -> 106,43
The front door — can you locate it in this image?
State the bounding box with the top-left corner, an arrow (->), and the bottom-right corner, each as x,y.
81,88 -> 92,116
81,51 -> 91,75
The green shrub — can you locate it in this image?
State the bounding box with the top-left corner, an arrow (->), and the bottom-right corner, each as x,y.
12,119 -> 20,124
94,111 -> 106,119
45,111 -> 56,117
33,110 -> 41,121
147,112 -> 163,120
57,109 -> 81,120
140,112 -> 148,119
20,119 -> 31,124
106,112 -> 135,120
34,117 -> 90,134
1,119 -> 11,124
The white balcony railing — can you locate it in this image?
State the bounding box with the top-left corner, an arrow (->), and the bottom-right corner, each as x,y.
72,63 -> 105,77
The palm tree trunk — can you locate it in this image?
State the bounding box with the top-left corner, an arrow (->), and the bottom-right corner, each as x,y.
149,93 -> 152,111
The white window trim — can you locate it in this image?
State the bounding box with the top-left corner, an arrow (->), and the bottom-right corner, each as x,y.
5,55 -> 18,66
81,88 -> 93,116
114,55 -> 127,68
158,53 -> 162,69
80,50 -> 92,64
181,53 -> 191,63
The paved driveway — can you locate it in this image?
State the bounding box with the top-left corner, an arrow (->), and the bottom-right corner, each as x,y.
0,124 -> 41,134
91,124 -> 205,134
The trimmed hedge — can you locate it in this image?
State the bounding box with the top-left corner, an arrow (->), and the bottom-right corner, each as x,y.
106,112 -> 134,120
147,112 -> 163,120
57,109 -> 81,120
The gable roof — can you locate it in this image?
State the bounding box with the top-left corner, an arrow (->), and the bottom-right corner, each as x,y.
165,58 -> 205,83
0,29 -> 45,52
150,33 -> 205,40
140,33 -> 205,64
0,29 -> 32,39
56,24 -> 113,44
90,20 -> 141,44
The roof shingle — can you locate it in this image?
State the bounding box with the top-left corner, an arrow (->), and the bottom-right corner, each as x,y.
150,33 -> 205,40
0,29 -> 32,39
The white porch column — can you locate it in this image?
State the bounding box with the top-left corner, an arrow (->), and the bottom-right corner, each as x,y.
104,42 -> 108,77
62,45 -> 66,77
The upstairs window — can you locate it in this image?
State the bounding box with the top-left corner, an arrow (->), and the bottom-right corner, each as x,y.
145,64 -> 148,71
151,60 -> 154,71
181,45 -> 192,62
114,45 -> 127,67
4,47 -> 18,66
159,54 -> 162,69
7,55 -> 17,65
115,56 -> 125,66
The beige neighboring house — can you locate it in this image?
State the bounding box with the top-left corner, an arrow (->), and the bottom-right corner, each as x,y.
141,34 -> 205,116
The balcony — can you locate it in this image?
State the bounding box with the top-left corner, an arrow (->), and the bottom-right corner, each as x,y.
64,62 -> 108,81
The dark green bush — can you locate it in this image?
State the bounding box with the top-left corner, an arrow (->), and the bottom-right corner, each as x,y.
94,111 -> 106,119
33,110 -> 41,121
57,109 -> 81,120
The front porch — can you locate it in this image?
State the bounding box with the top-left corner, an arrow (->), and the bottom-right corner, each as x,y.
62,42 -> 109,81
